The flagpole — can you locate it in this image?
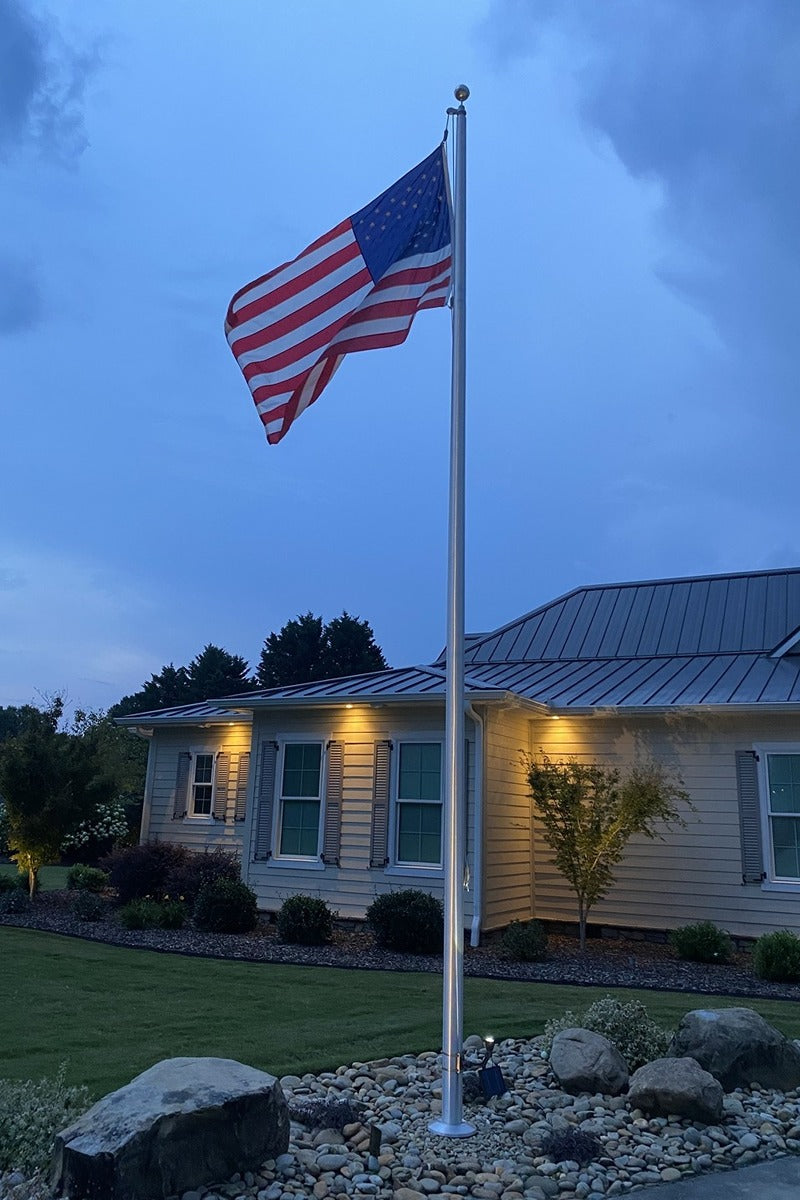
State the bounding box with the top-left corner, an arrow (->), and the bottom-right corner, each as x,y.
430,84 -> 474,1139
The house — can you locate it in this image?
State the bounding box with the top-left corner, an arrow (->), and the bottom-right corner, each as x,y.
118,567 -> 800,942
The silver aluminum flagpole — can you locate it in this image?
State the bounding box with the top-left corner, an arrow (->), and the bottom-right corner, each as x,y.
429,84 -> 474,1139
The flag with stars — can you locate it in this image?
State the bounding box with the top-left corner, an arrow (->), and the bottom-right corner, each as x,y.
225,144 -> 452,444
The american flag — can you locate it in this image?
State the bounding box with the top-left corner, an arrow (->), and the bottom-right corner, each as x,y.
225,144 -> 452,444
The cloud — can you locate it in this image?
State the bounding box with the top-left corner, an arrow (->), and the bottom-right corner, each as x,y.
0,251 -> 43,333
0,0 -> 98,162
487,0 -> 800,377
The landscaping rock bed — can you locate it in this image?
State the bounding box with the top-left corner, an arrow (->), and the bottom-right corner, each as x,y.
5,1037 -> 800,1200
2,891 -> 800,1003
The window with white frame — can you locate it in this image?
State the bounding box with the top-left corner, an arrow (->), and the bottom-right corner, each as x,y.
190,752 -> 215,817
278,742 -> 323,857
762,749 -> 800,881
395,742 -> 442,866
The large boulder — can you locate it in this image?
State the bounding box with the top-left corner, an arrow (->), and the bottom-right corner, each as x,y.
52,1057 -> 289,1200
669,1007 -> 800,1092
549,1028 -> 629,1096
628,1057 -> 724,1123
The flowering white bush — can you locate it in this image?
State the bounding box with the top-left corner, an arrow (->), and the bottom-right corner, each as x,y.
0,1065 -> 90,1173
61,796 -> 129,851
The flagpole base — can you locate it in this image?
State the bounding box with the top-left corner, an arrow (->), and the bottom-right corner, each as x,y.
427,1118 -> 476,1138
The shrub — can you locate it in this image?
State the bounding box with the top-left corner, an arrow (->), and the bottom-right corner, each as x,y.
66,864 -> 109,893
670,920 -> 734,964
193,878 -> 258,933
0,887 -> 30,914
101,842 -> 188,904
277,894 -> 335,945
288,1096 -> 362,1131
71,890 -> 106,922
753,930 -> 800,982
0,873 -> 17,894
163,846 -> 240,908
540,1128 -> 601,1166
0,1065 -> 90,1174
544,995 -> 672,1070
501,919 -> 548,962
118,898 -> 187,930
366,889 -> 443,953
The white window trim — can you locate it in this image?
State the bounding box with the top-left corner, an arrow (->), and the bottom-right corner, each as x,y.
185,747 -> 218,821
387,734 -> 445,875
755,743 -> 800,889
270,736 -> 327,866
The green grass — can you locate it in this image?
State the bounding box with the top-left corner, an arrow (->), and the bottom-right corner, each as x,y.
0,864 -> 69,891
4,928 -> 800,1099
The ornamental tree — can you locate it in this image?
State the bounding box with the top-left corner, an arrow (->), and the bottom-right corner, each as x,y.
525,753 -> 692,950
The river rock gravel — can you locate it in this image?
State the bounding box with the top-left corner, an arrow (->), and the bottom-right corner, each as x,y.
3,1039 -> 800,1200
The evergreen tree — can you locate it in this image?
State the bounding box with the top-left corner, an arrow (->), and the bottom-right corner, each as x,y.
257,612 -> 386,687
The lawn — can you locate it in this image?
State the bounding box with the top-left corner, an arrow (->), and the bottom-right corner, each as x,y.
0,864 -> 69,891
4,927 -> 800,1099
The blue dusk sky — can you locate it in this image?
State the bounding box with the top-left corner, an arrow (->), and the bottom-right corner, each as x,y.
2,0 -> 799,712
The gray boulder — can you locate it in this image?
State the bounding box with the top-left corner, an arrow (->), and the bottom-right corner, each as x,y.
52,1057 -> 289,1200
549,1028 -> 629,1096
629,1057 -> 724,1123
669,1007 -> 800,1091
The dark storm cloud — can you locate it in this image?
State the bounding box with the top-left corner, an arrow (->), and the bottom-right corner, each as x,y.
489,0 -> 800,369
0,0 -> 96,160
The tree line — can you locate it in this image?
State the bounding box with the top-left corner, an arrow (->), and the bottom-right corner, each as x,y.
110,611 -> 387,716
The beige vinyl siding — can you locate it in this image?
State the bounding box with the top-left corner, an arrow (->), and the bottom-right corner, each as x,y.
143,724 -> 250,855
243,704 -> 476,920
529,710 -> 800,939
482,706 -> 533,931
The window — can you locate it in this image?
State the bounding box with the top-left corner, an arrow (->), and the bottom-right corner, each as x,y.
396,742 -> 442,866
191,752 -> 215,817
764,751 -> 800,881
278,742 -> 323,857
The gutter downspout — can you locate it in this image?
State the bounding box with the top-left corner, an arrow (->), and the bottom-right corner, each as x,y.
134,729 -> 155,845
466,702 -> 484,948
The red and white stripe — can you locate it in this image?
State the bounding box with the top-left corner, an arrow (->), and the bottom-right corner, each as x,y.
226,219 -> 451,444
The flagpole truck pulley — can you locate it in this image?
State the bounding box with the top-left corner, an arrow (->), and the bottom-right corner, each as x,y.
429,84 -> 474,1140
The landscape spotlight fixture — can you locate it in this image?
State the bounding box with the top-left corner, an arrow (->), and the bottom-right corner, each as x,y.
478,1034 -> 508,1099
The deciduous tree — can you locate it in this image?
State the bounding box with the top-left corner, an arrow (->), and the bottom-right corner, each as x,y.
525,753 -> 692,950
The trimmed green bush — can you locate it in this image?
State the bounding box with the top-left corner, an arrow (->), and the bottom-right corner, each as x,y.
66,864 -> 109,893
193,878 -> 258,933
118,898 -> 187,930
544,994 -> 672,1070
753,929 -> 800,982
502,919 -> 548,962
670,920 -> 734,964
71,890 -> 106,922
366,889 -> 443,953
0,1065 -> 90,1174
277,895 -> 335,945
0,873 -> 17,894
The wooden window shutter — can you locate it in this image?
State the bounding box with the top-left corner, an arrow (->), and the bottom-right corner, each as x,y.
173,752 -> 190,819
736,750 -> 765,884
253,741 -> 278,860
370,740 -> 392,867
213,752 -> 230,821
321,741 -> 344,865
234,752 -> 251,822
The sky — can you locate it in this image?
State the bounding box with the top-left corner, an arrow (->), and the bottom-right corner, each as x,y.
1,0 -> 799,714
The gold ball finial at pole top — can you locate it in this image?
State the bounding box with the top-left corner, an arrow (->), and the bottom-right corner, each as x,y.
454,84 -> 470,103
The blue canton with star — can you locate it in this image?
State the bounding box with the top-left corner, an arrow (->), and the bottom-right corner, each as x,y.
351,145 -> 452,283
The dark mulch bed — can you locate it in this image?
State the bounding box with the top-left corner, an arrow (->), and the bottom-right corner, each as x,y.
2,891 -> 799,1002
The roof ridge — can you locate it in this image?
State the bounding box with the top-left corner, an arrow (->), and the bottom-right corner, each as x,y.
464,567 -> 800,656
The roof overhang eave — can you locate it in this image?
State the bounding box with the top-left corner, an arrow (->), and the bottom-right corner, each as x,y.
544,701 -> 800,718
216,688 -> 547,712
